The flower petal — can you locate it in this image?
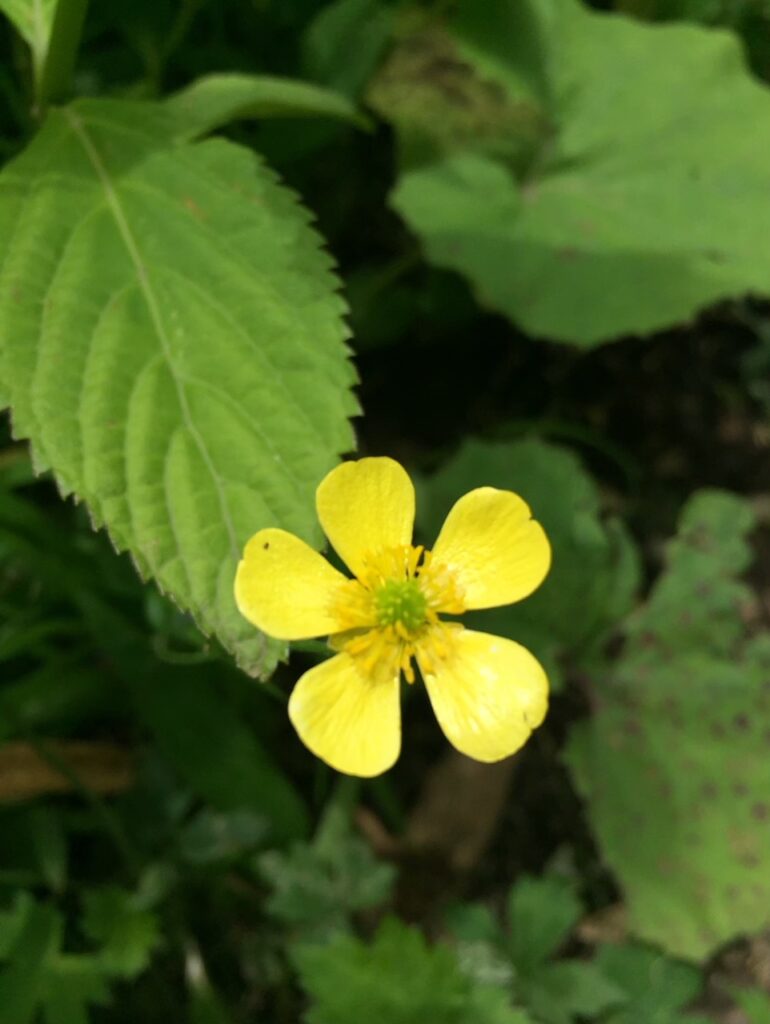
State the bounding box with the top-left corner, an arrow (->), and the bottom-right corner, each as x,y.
431,488 -> 550,610
288,652 -> 401,777
419,629 -> 548,762
235,528 -> 348,640
316,458 -> 415,579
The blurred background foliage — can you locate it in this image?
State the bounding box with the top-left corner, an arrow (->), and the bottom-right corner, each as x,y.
2,0 -> 770,1020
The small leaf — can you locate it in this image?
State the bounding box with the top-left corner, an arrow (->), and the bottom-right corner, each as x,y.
596,944 -> 702,1023
506,875 -> 582,977
81,886 -> 161,980
523,961 -> 625,1024
164,73 -> 364,141
257,797 -> 394,937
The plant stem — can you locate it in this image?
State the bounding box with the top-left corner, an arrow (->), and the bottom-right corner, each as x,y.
35,0 -> 90,114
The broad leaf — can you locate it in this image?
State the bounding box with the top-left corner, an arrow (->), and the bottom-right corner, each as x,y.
0,98 -> 357,676
164,73 -> 363,141
566,491 -> 770,958
377,0 -> 770,345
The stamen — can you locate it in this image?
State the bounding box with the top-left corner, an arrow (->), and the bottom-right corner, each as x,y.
329,543 -> 463,684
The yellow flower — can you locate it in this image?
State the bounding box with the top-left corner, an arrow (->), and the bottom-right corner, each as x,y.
235,457 -> 551,778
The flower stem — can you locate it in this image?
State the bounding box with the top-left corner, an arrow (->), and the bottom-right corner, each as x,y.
35,0 -> 90,114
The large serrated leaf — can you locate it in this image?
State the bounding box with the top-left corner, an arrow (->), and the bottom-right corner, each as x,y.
0,98 -> 358,677
565,491 -> 770,959
379,0 -> 770,345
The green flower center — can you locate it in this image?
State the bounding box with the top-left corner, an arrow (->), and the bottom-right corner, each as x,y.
374,579 -> 428,632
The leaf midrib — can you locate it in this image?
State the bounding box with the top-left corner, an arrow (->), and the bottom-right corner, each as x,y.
63,106 -> 241,563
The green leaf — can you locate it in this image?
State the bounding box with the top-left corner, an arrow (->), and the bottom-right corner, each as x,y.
164,73 -> 363,141
294,918 -> 527,1024
257,794 -> 394,937
303,0 -> 393,99
382,0 -> 770,344
522,961 -> 625,1024
418,438 -> 639,687
81,886 -> 161,980
179,808 -> 269,865
506,875 -> 582,978
0,0 -> 88,108
596,944 -> 702,1024
42,957 -> 110,1024
731,987 -> 770,1024
0,0 -> 56,61
566,491 -> 770,959
129,662 -> 308,843
0,889 -> 153,1024
0,98 -> 357,677
0,894 -> 60,1024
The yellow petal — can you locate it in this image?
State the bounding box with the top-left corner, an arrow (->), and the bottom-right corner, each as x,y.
419,629 -> 548,762
288,652 -> 401,777
431,488 -> 551,610
316,458 -> 415,580
235,528 -> 348,640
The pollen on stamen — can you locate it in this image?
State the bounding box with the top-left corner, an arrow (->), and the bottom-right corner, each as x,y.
334,543 -> 462,684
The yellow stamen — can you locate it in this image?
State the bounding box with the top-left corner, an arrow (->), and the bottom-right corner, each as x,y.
327,544 -> 464,683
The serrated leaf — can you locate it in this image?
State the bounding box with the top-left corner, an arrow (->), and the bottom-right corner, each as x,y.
257,793 -> 394,937
566,491 -> 770,959
81,886 -> 161,980
164,73 -> 363,141
506,875 -> 582,977
0,98 -> 357,677
418,438 -> 639,687
294,918 -> 526,1024
523,961 -> 625,1024
0,890 -> 149,1024
382,0 -> 770,345
596,944 -> 702,1024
